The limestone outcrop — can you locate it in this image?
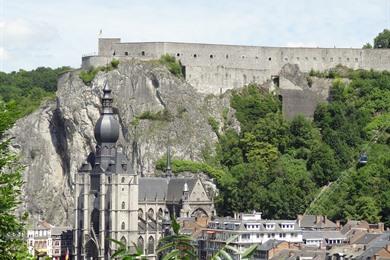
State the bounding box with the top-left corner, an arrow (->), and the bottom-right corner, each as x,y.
7,60 -> 232,225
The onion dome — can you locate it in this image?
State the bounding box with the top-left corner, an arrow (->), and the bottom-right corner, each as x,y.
94,83 -> 120,144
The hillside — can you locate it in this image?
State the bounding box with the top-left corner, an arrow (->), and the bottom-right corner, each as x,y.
1,61 -> 389,227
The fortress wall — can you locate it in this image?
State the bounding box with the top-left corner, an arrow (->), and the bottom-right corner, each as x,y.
84,39 -> 390,94
81,56 -> 113,70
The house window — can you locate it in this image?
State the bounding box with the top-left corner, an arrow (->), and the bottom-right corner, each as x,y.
121,222 -> 125,230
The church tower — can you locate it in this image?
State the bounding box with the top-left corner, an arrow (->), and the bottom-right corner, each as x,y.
73,83 -> 138,259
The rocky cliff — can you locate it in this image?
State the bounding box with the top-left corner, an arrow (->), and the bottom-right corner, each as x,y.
8,60 -> 234,225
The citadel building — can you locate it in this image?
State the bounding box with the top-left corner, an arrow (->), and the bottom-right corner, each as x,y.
82,38 -> 390,94
73,83 -> 215,259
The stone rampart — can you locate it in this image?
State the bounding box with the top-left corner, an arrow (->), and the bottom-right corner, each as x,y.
82,38 -> 390,94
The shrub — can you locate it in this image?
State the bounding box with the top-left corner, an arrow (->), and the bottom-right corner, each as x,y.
137,109 -> 173,121
159,54 -> 183,78
79,59 -> 119,85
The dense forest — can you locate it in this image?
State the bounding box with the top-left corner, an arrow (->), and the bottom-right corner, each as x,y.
200,67 -> 389,226
0,67 -> 70,136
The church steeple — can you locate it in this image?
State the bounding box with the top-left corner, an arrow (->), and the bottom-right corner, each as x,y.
94,82 -> 119,145
166,143 -> 173,177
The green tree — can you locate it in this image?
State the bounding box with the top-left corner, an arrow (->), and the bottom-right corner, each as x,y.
362,42 -> 372,49
109,238 -> 145,260
156,217 -> 196,260
0,141 -> 31,259
374,29 -> 390,48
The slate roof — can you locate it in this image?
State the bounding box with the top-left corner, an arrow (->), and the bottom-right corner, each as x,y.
138,177 -> 198,202
299,215 -> 337,229
303,231 -> 346,240
139,177 -> 169,201
167,178 -> 197,202
258,239 -> 284,251
353,233 -> 382,245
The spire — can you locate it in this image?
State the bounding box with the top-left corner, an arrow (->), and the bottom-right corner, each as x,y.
166,143 -> 172,177
102,82 -> 113,114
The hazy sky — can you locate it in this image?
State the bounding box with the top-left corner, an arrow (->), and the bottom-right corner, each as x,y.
1,0 -> 389,72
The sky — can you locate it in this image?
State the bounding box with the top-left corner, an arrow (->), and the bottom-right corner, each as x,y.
1,0 -> 389,72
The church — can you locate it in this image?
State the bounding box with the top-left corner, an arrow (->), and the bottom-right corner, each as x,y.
73,83 -> 215,259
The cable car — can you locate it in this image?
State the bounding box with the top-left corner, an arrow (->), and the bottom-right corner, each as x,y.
358,152 -> 368,165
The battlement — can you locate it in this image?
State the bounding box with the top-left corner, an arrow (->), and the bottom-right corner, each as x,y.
82,38 -> 390,94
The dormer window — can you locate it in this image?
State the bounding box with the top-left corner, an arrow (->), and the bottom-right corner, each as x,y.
266,224 -> 275,230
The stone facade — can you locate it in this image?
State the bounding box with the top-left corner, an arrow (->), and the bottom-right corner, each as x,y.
73,83 -> 215,259
82,38 -> 390,94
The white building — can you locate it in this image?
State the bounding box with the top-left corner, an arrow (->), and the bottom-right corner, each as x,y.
198,212 -> 303,259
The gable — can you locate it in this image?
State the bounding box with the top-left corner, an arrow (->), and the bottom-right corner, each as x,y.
189,179 -> 209,202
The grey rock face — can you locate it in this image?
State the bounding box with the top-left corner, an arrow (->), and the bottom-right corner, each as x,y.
8,60 -> 231,225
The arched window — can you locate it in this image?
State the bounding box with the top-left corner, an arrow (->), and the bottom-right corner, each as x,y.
121,222 -> 125,230
138,209 -> 143,218
121,202 -> 125,209
120,236 -> 127,246
148,236 -> 155,254
121,177 -> 125,183
148,208 -> 154,219
137,236 -> 144,252
158,208 -> 163,218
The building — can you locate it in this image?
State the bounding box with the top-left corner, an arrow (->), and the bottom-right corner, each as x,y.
73,83 -> 215,259
82,38 -> 390,95
27,221 -> 72,259
198,211 -> 302,259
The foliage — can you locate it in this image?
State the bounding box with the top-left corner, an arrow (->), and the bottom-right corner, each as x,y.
0,141 -> 31,258
159,54 -> 184,78
208,116 -> 220,136
211,235 -> 257,260
156,217 -> 197,260
374,29 -> 390,48
155,158 -> 225,179
362,43 -> 372,49
137,109 -> 173,121
230,84 -> 280,132
0,67 -> 70,136
79,59 -> 119,85
108,238 -> 145,260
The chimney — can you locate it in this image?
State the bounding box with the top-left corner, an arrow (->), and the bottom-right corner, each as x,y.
378,222 -> 385,232
324,215 -> 328,224
297,214 -> 303,227
336,220 -> 341,230
316,215 -> 322,224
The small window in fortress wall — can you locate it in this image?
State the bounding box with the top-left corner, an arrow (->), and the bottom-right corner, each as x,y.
330,58 -> 334,62
193,54 -> 197,58
313,57 -> 317,61
125,52 -> 128,56
176,53 -> 180,57
355,58 -> 358,62
305,57 -> 308,60
296,57 -> 300,61
284,57 -> 288,61
141,51 -> 145,56
255,56 -> 259,59
113,51 -> 116,56
347,58 -> 350,61
241,55 -> 245,59
210,54 -> 214,59
226,54 -> 229,59
268,57 -> 272,61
